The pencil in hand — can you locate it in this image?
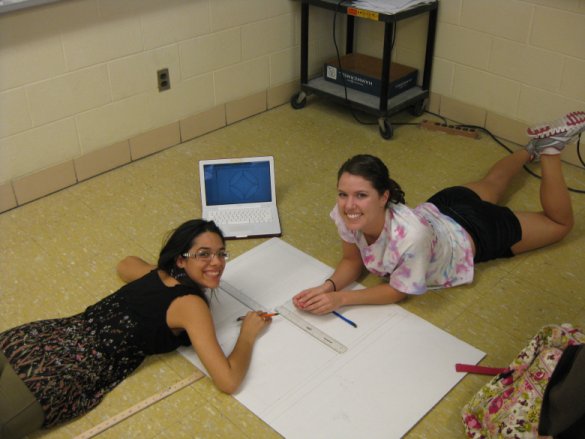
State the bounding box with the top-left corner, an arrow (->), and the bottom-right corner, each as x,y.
236,312 -> 279,322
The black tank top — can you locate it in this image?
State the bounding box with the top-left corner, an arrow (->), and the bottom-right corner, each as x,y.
84,270 -> 202,355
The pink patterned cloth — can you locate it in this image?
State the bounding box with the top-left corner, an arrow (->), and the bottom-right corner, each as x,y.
462,324 -> 585,438
330,202 -> 474,294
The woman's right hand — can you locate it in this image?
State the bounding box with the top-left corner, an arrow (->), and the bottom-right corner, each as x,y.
293,285 -> 343,315
239,311 -> 272,342
292,284 -> 331,311
169,296 -> 272,394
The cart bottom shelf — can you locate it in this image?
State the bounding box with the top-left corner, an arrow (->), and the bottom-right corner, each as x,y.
300,76 -> 428,117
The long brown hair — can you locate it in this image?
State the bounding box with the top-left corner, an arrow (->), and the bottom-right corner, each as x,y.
337,154 -> 405,206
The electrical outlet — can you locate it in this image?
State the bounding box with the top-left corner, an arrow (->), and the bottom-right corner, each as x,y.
157,68 -> 170,92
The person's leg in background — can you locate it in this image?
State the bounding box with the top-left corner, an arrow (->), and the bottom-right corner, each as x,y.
0,352 -> 45,439
463,111 -> 585,254
511,153 -> 574,254
510,111 -> 585,253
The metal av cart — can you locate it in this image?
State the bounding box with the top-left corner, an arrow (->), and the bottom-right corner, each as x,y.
290,0 -> 438,139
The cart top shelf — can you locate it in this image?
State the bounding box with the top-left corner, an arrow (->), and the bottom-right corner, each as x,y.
300,0 -> 438,22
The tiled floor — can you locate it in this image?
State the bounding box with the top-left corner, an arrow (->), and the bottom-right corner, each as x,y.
1,100 -> 584,438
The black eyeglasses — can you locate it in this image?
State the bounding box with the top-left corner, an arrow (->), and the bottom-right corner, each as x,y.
182,249 -> 230,262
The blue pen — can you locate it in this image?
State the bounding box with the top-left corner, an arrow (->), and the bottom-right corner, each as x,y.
332,311 -> 357,328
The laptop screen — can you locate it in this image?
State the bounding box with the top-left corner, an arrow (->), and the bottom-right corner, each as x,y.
203,160 -> 272,206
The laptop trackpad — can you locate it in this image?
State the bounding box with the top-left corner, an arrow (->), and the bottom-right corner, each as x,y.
227,224 -> 251,237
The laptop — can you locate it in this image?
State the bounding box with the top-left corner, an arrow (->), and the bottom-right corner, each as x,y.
199,156 -> 282,239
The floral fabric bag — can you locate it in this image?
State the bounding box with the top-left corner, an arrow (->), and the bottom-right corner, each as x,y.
461,324 -> 585,438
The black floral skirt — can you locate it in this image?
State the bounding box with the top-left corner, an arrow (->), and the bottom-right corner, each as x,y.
0,315 -> 144,427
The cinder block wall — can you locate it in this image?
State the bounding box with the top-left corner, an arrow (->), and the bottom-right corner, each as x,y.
356,0 -> 585,124
1,0 -> 584,213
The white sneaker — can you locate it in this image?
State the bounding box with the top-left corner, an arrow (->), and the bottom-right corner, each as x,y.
525,111 -> 585,161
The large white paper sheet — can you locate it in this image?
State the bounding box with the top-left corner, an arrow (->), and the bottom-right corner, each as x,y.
179,238 -> 484,438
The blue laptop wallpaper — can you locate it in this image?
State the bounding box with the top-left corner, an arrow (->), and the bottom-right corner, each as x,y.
203,161 -> 272,206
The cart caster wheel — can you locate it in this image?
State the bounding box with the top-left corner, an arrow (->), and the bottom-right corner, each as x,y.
290,91 -> 307,110
410,98 -> 428,117
379,119 -> 394,139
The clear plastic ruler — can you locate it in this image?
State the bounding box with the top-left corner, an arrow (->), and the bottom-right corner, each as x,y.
276,304 -> 347,354
220,280 -> 264,310
221,280 -> 346,353
74,373 -> 201,439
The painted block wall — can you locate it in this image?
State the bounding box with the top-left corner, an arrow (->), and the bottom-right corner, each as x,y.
1,0 -> 584,187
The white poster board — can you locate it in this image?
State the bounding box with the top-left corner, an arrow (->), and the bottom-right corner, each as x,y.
179,238 -> 484,438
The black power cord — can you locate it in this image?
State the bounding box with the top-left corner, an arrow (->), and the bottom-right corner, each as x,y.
332,0 -> 389,126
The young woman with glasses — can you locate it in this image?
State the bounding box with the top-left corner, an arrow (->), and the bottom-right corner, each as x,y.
0,219 -> 272,438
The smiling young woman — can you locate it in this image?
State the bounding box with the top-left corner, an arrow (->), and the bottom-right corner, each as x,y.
293,111 -> 583,316
336,171 -> 390,242
0,219 -> 273,439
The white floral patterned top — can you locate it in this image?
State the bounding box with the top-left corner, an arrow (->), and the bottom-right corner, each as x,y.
330,202 -> 475,294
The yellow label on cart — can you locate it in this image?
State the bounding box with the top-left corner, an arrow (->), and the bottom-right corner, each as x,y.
347,7 -> 379,21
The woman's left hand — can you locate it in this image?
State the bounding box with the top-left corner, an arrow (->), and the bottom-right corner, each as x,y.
294,289 -> 342,315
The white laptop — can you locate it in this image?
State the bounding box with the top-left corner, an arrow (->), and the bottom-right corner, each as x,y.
199,156 -> 282,239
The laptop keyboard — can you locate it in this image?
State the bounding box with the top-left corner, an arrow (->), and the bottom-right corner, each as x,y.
208,207 -> 273,224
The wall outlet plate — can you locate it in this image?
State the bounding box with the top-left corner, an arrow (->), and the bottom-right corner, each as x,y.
157,68 -> 170,92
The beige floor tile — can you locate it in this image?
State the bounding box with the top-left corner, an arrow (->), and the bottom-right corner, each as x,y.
473,277 -> 576,339
158,416 -> 249,439
407,375 -> 489,438
571,306 -> 585,328
400,290 -> 468,329
446,309 -> 529,367
55,356 -> 205,439
191,379 -> 280,438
